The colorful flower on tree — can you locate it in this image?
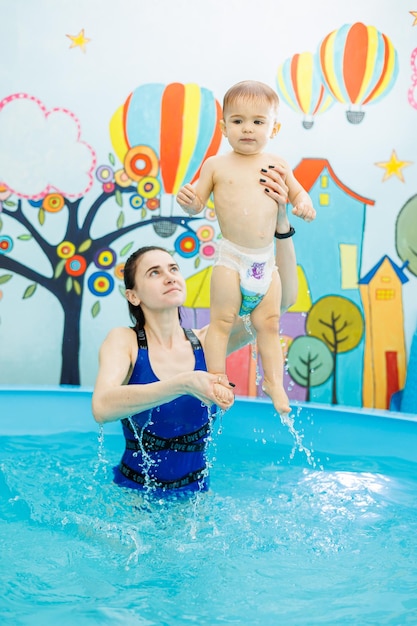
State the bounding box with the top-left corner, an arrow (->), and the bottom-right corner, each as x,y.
129,194 -> 144,209
94,247 -> 117,269
0,184 -> 12,212
103,181 -> 115,193
174,231 -> 199,258
96,165 -> 114,183
137,176 -> 161,199
146,198 -> 159,211
114,263 -> 125,280
114,169 -> 132,188
65,255 -> 87,277
0,235 -> 13,254
88,271 -> 115,296
57,241 -> 76,259
42,194 -> 65,213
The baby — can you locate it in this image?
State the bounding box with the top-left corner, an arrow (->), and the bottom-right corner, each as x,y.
176,80 -> 315,415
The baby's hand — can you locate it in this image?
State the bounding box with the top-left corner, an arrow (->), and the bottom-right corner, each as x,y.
176,184 -> 203,215
292,202 -> 316,223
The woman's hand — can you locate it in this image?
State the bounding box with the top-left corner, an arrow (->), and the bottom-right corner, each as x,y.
258,165 -> 294,235
259,164 -> 289,205
259,165 -> 316,225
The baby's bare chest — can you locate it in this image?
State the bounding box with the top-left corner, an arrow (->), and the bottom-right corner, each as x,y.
214,169 -> 276,214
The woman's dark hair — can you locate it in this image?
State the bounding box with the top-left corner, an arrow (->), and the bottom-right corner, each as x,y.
123,245 -> 181,331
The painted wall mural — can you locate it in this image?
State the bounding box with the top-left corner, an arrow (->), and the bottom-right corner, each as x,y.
276,51 -> 335,129
226,158 -> 413,409
0,84 -> 222,385
318,22 -> 398,123
0,3 -> 416,414
276,22 -> 399,127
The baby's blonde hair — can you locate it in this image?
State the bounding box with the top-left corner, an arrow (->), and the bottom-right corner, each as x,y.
223,80 -> 280,116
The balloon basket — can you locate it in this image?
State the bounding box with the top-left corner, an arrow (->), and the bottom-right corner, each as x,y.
302,120 -> 314,130
152,217 -> 178,238
346,110 -> 365,124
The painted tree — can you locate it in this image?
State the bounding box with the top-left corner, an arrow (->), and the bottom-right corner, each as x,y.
0,84 -> 222,385
0,188 -> 211,384
306,295 -> 364,404
396,193 -> 417,278
286,335 -> 333,401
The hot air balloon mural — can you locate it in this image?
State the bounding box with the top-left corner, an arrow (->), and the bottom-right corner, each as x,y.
109,82 -> 222,237
276,51 -> 335,129
318,22 -> 399,124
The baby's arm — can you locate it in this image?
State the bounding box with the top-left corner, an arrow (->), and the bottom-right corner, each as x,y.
176,158 -> 216,216
262,160 -> 316,223
285,167 -> 316,223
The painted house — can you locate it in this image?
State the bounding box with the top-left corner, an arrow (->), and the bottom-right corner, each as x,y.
290,159 -> 375,406
359,255 -> 409,409
292,158 -> 375,306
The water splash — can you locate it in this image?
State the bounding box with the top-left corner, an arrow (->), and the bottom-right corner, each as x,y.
128,410 -> 158,494
198,404 -> 216,490
213,406 -> 225,435
278,406 -> 317,468
93,423 -> 110,478
242,314 -> 262,385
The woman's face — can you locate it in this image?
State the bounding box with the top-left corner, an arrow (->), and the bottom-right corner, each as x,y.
127,249 -> 187,311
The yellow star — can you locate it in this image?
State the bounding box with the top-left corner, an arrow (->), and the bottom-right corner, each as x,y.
375,150 -> 413,182
410,11 -> 417,26
66,29 -> 91,53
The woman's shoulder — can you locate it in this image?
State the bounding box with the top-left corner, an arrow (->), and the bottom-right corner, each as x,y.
191,325 -> 208,348
102,326 -> 136,348
107,325 -> 135,337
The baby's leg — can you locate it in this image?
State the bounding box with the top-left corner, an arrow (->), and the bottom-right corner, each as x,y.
205,265 -> 241,396
250,272 -> 290,415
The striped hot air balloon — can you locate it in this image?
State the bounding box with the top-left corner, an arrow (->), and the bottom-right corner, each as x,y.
109,82 -> 222,194
276,51 -> 335,129
318,22 -> 399,123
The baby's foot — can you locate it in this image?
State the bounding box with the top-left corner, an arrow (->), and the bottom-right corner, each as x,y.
262,381 -> 291,415
213,374 -> 234,406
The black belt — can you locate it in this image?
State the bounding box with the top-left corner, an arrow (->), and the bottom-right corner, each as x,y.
124,422 -> 210,453
119,462 -> 206,490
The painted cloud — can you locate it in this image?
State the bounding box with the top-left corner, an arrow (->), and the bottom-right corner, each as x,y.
0,93 -> 96,199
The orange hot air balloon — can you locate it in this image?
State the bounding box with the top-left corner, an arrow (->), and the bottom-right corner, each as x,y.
318,22 -> 399,123
109,83 -> 222,194
276,51 -> 335,129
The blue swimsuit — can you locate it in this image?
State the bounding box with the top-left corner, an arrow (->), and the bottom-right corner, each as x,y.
113,327 -> 212,494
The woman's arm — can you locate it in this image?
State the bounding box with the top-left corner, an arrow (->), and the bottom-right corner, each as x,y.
275,204 -> 298,312
259,166 -> 299,312
92,327 -> 233,424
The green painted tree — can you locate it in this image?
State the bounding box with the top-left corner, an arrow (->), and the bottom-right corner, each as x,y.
396,194 -> 417,277
306,295 -> 364,404
286,335 -> 333,401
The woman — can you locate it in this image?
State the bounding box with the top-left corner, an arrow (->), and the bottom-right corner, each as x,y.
92,170 -> 299,494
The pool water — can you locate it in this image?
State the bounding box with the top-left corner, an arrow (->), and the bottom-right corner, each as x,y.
2,423 -> 417,625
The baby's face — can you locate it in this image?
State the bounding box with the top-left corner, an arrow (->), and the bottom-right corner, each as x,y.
220,98 -> 279,156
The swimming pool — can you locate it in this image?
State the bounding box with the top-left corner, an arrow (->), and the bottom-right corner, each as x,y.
1,386 -> 417,625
